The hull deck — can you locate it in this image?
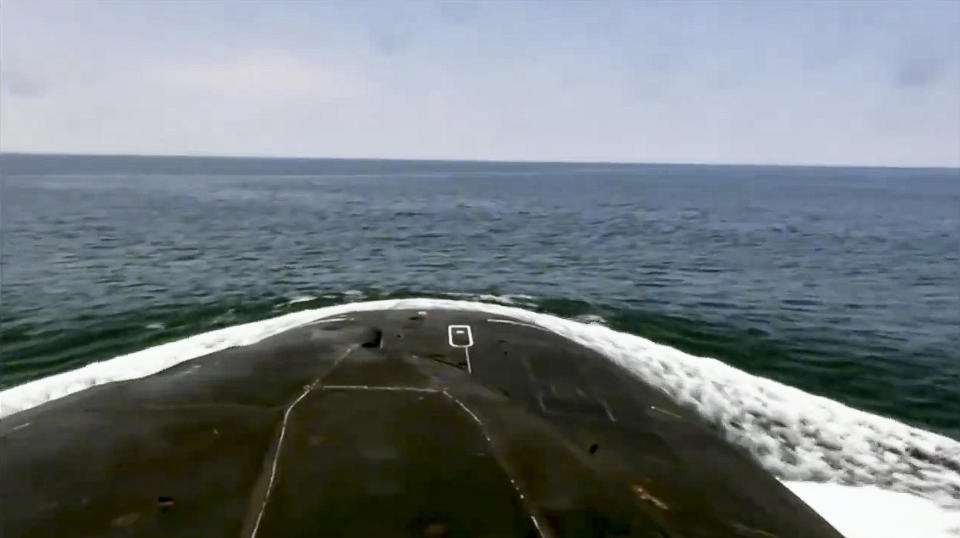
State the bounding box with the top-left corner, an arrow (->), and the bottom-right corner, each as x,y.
1,309 -> 842,537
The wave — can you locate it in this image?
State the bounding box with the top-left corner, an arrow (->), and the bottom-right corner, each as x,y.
437,292 -> 539,307
2,298 -> 958,536
573,313 -> 608,325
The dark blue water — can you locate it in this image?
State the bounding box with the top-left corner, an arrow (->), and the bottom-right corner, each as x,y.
2,154 -> 958,438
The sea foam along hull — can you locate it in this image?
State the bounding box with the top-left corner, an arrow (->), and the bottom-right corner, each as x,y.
0,308 -> 844,537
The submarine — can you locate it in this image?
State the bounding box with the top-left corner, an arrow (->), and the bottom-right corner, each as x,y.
0,308 -> 844,537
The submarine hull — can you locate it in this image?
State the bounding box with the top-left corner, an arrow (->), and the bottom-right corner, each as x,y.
0,309 -> 843,537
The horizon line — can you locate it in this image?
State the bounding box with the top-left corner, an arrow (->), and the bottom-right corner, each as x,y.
1,150 -> 958,171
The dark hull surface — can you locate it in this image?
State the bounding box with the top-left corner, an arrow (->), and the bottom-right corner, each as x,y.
1,309 -> 843,537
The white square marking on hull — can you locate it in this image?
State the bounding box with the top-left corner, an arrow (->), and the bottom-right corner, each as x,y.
447,325 -> 474,348
447,325 -> 474,374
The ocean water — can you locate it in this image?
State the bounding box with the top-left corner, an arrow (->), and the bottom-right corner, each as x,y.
2,154 -> 957,438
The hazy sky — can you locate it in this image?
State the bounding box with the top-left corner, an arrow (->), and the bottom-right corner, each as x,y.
2,1 -> 959,166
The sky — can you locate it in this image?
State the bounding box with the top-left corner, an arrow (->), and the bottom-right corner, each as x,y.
2,1 -> 959,167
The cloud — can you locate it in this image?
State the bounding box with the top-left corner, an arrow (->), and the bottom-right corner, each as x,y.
437,1 -> 479,25
2,68 -> 48,98
1,49 -> 57,99
895,55 -> 948,89
363,7 -> 416,55
149,52 -> 363,103
369,25 -> 409,54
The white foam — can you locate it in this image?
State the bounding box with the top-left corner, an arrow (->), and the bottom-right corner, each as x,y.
2,298 -> 958,533
439,292 -> 538,307
285,295 -> 316,305
0,308 -> 334,418
573,313 -> 608,326
783,481 -> 960,538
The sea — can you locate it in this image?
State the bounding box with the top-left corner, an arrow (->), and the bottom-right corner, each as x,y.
2,153 -> 959,533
